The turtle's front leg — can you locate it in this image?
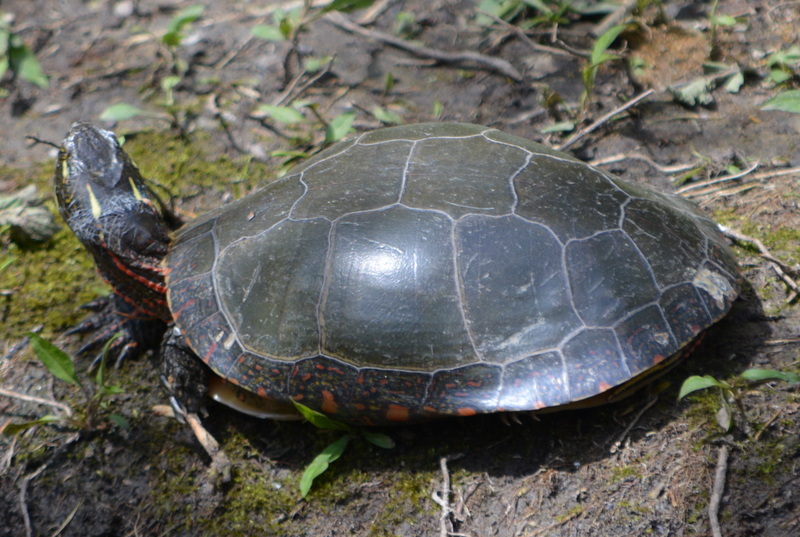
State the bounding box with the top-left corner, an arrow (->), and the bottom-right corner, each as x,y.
159,326 -> 209,419
68,294 -> 166,367
160,326 -> 231,484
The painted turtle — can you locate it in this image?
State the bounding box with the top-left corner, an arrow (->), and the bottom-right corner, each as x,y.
56,122 -> 739,425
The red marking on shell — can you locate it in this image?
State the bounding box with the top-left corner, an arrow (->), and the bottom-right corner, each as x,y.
653,354 -> 665,364
327,367 -> 344,375
171,298 -> 195,320
255,364 -> 262,371
356,373 -> 364,384
599,381 -> 613,392
386,405 -> 410,422
257,387 -> 267,397
534,401 -> 547,410
457,408 -> 477,417
301,374 -> 312,382
321,390 -> 338,414
354,403 -> 366,411
315,364 -> 325,371
237,355 -> 246,363
203,342 -> 217,363
467,381 -> 482,388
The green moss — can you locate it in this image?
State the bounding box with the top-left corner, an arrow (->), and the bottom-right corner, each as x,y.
556,504 -> 583,522
1,129 -> 276,345
121,129 -> 274,199
2,226 -> 107,341
761,227 -> 800,264
199,464 -> 298,535
610,465 -> 640,483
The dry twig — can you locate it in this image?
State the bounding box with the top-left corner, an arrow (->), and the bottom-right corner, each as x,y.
675,162 -> 759,196
20,463 -> 48,537
355,0 -> 396,25
431,457 -> 453,537
609,394 -> 658,454
324,12 -> 523,81
186,413 -> 232,484
477,10 -> 574,58
709,445 -> 729,537
589,153 -> 701,174
0,386 -> 73,417
724,228 -> 800,302
555,89 -> 654,151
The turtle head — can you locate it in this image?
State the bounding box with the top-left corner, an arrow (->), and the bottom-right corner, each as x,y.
55,122 -> 179,321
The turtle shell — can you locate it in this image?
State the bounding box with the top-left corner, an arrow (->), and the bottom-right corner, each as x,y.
165,123 -> 739,425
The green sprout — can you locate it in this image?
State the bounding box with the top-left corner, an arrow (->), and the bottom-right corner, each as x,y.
679,368 -> 800,433
581,24 -> 628,107
4,333 -> 127,436
291,400 -> 394,497
0,12 -> 48,89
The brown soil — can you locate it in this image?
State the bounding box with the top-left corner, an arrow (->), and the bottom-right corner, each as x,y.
1,1 -> 799,536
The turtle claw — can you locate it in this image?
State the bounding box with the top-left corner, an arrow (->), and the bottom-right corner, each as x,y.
67,294 -> 166,367
164,390 -> 188,424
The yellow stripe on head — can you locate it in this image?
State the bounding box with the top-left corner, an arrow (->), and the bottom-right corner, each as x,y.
128,176 -> 144,201
86,184 -> 102,219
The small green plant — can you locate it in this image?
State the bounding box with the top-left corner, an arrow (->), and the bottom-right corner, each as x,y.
292,400 -> 394,497
708,0 -> 738,45
4,334 -> 127,435
98,5 -> 205,124
762,89 -> 800,114
0,12 -> 48,89
679,368 -> 800,432
581,24 -> 628,108
161,4 -> 204,49
765,45 -> 800,86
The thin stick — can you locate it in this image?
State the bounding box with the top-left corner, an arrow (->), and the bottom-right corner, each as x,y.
709,445 -> 729,537
0,387 -> 73,417
186,412 -> 232,483
724,228 -> 800,299
556,89 -> 654,151
675,162 -> 759,195
20,462 -> 49,537
324,12 -> 523,81
477,10 -> 575,58
610,394 -> 658,454
589,153 -> 701,174
51,501 -> 82,537
431,456 -> 452,537
273,55 -> 336,107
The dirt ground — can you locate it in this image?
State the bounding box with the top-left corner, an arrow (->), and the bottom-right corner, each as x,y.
1,0 -> 799,536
